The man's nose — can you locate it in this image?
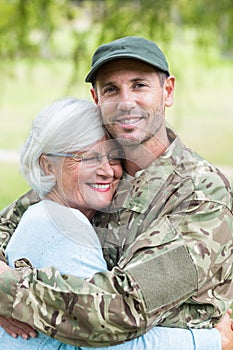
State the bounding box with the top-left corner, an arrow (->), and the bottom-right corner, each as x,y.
117,100 -> 135,112
117,88 -> 136,110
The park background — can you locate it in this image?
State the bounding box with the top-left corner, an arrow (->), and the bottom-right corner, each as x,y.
0,0 -> 233,209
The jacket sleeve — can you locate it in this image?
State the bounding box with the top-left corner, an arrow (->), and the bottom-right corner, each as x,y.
0,190 -> 39,260
0,199 -> 232,347
119,201 -> 233,329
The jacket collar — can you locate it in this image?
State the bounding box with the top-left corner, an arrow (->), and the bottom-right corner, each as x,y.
110,128 -> 184,213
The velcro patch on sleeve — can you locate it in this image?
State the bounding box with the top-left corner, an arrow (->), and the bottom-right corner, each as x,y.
125,245 -> 198,313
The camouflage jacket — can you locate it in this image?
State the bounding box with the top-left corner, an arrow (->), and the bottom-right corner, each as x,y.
0,130 -> 233,347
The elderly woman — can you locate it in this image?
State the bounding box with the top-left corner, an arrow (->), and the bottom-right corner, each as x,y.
0,97 -> 123,349
0,97 -> 222,350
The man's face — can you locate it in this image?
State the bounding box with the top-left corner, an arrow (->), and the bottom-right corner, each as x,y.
91,59 -> 174,147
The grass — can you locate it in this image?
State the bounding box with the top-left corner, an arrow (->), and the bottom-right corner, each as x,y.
0,49 -> 233,210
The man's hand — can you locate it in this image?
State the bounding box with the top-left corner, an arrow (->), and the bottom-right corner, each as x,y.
215,309 -> 233,350
0,316 -> 37,339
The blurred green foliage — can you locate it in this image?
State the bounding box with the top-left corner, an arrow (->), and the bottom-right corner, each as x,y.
0,0 -> 233,60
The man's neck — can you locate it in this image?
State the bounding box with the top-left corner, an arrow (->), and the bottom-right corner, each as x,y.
123,131 -> 170,176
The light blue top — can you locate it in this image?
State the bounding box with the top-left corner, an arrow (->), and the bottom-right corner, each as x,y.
1,200 -> 221,350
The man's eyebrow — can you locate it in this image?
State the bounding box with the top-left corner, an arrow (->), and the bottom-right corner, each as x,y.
99,77 -> 149,86
131,77 -> 149,82
98,81 -> 116,88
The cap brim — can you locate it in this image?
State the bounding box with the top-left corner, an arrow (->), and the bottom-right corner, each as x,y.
85,53 -> 169,83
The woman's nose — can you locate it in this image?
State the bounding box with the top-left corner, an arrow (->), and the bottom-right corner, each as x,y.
96,157 -> 114,177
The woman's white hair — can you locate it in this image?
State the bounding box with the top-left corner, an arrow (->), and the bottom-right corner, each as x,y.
21,97 -> 105,198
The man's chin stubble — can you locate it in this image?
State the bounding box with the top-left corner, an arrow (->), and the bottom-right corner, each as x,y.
116,134 -> 152,147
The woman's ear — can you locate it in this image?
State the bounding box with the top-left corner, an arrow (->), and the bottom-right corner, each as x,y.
39,155 -> 55,176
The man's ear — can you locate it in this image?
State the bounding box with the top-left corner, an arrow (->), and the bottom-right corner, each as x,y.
90,87 -> 99,105
39,154 -> 55,176
164,76 -> 175,108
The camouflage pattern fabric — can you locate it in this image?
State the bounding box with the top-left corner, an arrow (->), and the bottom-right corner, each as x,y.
0,190 -> 39,261
0,190 -> 39,248
0,129 -> 232,347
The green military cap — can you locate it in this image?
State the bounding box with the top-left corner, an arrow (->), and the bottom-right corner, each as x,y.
85,36 -> 170,83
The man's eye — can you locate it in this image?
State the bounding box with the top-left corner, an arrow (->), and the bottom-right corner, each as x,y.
103,86 -> 118,94
134,82 -> 147,88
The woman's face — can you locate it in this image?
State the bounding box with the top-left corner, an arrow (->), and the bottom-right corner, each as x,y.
47,136 -> 123,219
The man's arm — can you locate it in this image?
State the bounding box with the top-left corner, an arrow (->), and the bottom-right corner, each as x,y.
0,273 -> 232,350
0,188 -> 232,346
0,190 -> 39,252
0,262 -> 229,350
0,201 -> 232,346
0,311 -> 227,350
0,191 -> 40,339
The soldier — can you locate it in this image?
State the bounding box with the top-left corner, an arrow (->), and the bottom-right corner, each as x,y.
0,37 -> 233,349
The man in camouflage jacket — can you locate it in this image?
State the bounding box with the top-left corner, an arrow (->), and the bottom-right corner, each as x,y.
0,36 -> 232,348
